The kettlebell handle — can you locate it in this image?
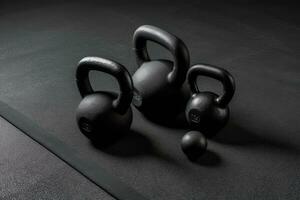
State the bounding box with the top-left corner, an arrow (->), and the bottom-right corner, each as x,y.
76,57 -> 133,115
187,64 -> 235,108
133,25 -> 190,86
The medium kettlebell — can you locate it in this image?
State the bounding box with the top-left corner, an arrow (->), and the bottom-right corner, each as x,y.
76,57 -> 133,144
186,64 -> 235,137
132,25 -> 190,123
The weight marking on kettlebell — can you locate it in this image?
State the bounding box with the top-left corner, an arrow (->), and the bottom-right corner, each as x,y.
133,90 -> 142,107
80,118 -> 93,133
189,110 -> 201,123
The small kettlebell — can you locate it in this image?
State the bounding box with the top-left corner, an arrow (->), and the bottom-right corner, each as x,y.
185,64 -> 235,137
181,131 -> 207,161
76,57 -> 133,144
132,25 -> 190,123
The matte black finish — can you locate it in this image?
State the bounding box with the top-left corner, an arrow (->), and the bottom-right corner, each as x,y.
181,131 -> 207,161
1,2 -> 299,199
186,64 -> 235,137
76,57 -> 133,144
132,25 -> 190,123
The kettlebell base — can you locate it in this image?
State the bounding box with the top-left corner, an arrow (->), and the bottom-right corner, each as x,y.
142,110 -> 189,128
135,83 -> 190,128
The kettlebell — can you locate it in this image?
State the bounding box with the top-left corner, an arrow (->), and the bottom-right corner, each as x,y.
185,64 -> 235,137
76,57 -> 133,144
132,25 -> 190,123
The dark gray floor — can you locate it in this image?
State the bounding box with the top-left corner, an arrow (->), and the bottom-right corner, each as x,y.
0,116 -> 115,200
0,1 -> 299,200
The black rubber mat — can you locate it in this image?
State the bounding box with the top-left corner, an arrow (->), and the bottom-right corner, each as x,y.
0,1 -> 299,199
0,101 -> 146,200
0,116 -> 115,200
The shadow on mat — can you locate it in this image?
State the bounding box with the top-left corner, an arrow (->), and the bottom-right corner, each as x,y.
140,111 -> 190,129
214,121 -> 299,155
95,130 -> 152,157
193,150 -> 221,167
91,130 -> 182,165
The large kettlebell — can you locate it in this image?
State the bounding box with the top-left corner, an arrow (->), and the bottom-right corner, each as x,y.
76,57 -> 133,144
132,25 -> 190,123
185,64 -> 235,137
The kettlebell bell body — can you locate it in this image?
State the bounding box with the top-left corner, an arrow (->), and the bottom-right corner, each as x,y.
76,57 -> 133,144
132,25 -> 190,123
186,64 -> 235,137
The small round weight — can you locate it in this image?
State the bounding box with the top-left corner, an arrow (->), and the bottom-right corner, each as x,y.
76,57 -> 133,145
181,131 -> 207,161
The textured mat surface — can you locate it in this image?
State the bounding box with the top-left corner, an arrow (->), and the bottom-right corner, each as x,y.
0,1 -> 299,199
0,116 -> 115,200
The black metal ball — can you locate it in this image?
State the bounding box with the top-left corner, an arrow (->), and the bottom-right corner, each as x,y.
181,131 -> 207,161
